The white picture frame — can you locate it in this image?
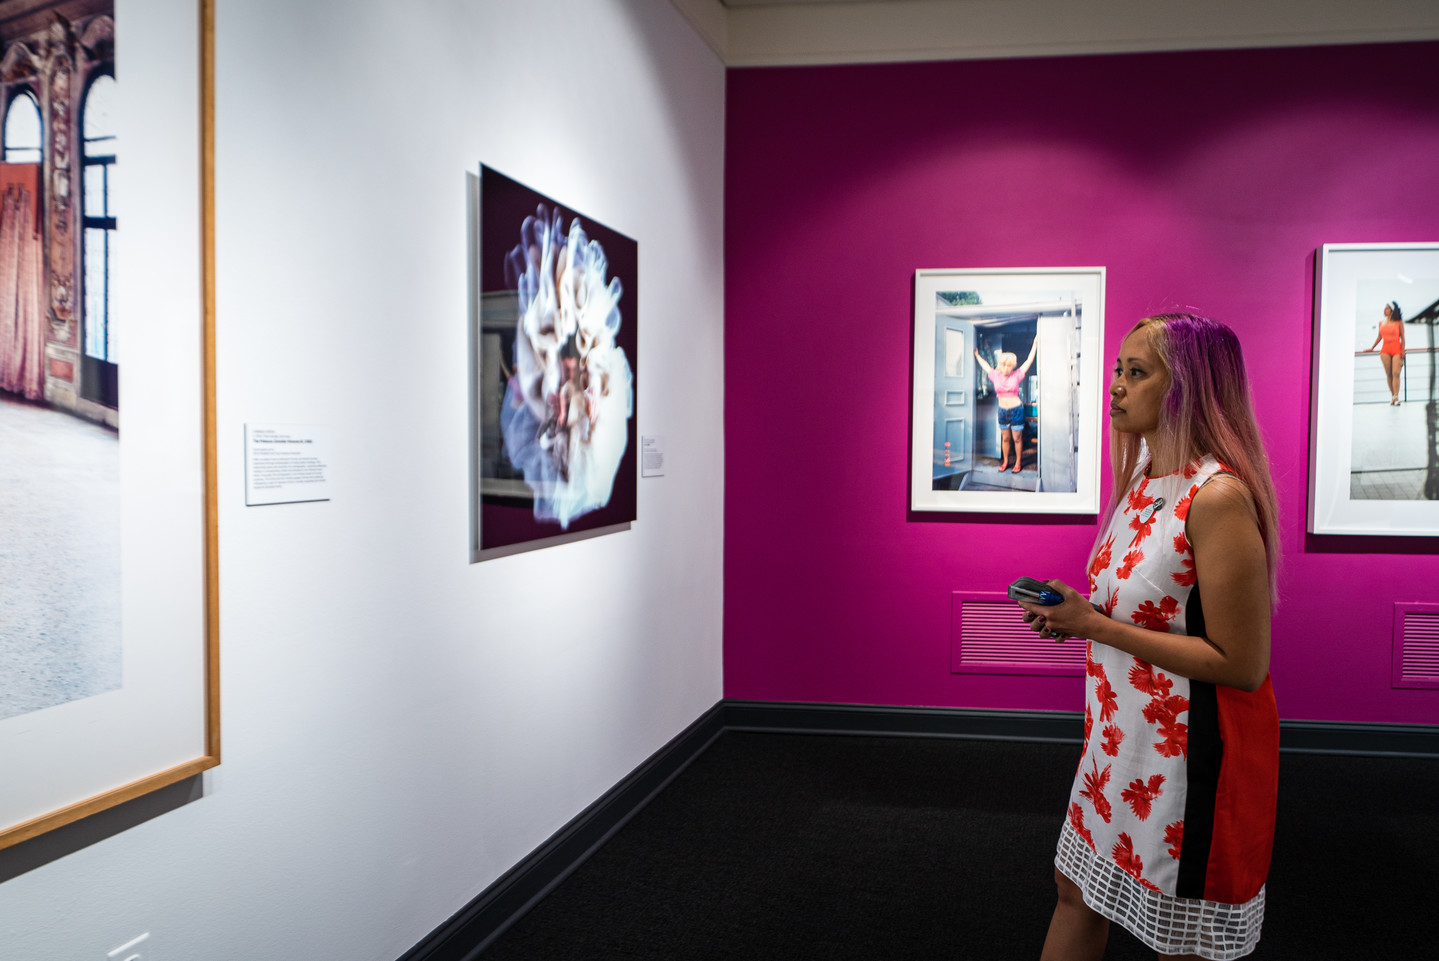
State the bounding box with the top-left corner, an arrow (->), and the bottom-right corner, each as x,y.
1309,242 -> 1439,536
910,267 -> 1105,515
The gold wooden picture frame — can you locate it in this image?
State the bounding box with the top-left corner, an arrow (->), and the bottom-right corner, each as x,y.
0,0 -> 218,850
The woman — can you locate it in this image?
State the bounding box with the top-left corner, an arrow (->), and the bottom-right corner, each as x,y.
1018,314 -> 1280,961
1365,301 -> 1406,405
974,338 -> 1038,473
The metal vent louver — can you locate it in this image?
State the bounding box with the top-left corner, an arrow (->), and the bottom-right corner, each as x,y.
1393,605 -> 1439,689
951,593 -> 1086,676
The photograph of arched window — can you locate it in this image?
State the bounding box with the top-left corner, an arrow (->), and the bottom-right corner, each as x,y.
0,3 -> 120,721
82,68 -> 116,406
3,88 -> 42,163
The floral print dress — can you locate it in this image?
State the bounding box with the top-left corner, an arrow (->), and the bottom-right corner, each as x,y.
1055,454 -> 1279,960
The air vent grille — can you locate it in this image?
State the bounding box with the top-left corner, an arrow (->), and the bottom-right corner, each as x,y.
1394,605 -> 1439,689
951,593 -> 1086,676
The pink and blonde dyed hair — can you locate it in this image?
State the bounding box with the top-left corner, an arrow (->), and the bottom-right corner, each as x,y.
1103,313 -> 1280,597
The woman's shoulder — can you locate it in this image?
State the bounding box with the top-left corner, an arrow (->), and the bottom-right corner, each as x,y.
1189,465 -> 1258,528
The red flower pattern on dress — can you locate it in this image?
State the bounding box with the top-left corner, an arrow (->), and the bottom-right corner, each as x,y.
1182,463 -> 1199,479
1088,534 -> 1115,592
1154,716 -> 1189,758
1098,586 -> 1119,618
1142,693 -> 1190,723
1100,723 -> 1125,757
1082,656 -> 1116,725
1128,512 -> 1156,549
1127,478 -> 1153,513
1094,675 -> 1118,723
1173,488 -> 1196,521
1070,803 -> 1095,850
1126,482 -> 1157,547
1143,694 -> 1190,758
1116,549 -> 1144,580
1131,596 -> 1180,632
1121,773 -> 1166,820
1171,533 -> 1196,586
1112,831 -> 1140,874
1081,758 -> 1113,823
1128,659 -> 1174,698
1164,820 -> 1184,860
1112,832 -> 1161,892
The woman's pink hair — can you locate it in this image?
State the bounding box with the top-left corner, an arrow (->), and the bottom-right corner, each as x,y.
1102,313 -> 1281,600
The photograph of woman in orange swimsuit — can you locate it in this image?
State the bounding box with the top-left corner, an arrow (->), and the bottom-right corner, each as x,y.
1365,301 -> 1406,405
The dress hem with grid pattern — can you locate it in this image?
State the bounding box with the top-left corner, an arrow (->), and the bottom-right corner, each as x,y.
1056,819 -> 1265,960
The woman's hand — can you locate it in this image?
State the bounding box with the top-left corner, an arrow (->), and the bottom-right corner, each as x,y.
1016,579 -> 1099,641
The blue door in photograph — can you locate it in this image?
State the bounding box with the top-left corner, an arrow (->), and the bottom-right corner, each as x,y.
933,317 -> 975,485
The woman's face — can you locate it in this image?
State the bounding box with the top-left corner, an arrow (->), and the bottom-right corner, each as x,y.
1384,304 -> 1393,320
1109,327 -> 1170,437
997,356 -> 1015,375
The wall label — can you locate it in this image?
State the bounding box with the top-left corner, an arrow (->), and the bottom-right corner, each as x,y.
245,423 -> 332,506
641,435 -> 665,477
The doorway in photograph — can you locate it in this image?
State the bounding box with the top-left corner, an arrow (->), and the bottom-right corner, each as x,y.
931,294 -> 1081,495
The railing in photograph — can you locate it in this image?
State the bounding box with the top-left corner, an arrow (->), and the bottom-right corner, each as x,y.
1352,345 -> 1438,406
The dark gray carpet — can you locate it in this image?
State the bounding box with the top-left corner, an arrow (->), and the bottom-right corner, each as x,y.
479,731 -> 1439,960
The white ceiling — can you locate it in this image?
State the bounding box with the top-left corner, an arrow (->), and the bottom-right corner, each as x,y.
671,0 -> 1439,66
720,0 -> 899,6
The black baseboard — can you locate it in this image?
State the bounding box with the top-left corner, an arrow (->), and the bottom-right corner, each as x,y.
723,699 -> 1086,742
402,699 -> 1438,960
724,700 -> 1439,758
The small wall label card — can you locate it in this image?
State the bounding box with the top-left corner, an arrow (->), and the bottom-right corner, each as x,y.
245,423 -> 332,506
642,435 -> 666,477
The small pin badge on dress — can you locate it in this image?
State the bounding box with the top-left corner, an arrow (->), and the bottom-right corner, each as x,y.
1138,497 -> 1165,524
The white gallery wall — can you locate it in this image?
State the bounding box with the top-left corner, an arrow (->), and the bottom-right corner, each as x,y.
0,0 -> 725,958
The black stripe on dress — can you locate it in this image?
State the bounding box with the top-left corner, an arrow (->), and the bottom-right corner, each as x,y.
1176,582 -> 1222,899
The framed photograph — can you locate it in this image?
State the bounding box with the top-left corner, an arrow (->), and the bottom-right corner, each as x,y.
910,267 -> 1105,515
1,0 -> 218,850
1309,242 -> 1439,535
472,165 -> 638,559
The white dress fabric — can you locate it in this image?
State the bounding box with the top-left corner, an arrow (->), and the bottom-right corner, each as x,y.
1054,453 -> 1278,960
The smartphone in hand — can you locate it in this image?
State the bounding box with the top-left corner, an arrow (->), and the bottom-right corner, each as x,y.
1008,576 -> 1063,605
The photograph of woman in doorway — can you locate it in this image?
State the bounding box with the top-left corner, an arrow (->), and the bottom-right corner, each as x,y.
975,337 -> 1037,473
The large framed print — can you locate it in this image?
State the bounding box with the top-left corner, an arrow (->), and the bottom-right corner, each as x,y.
1309,242 -> 1439,535
0,0 -> 218,850
910,268 -> 1104,515
473,165 -> 638,559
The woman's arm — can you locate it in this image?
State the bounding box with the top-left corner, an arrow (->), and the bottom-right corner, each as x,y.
1018,475 -> 1271,691
973,348 -> 994,374
1016,338 -> 1038,376
1367,328 -> 1383,351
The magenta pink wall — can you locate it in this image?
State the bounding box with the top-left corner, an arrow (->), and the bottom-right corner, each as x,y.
723,42 -> 1439,724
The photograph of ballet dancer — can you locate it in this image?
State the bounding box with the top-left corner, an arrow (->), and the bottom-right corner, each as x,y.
474,165 -> 637,556
910,268 -> 1105,516
1310,243 -> 1439,535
